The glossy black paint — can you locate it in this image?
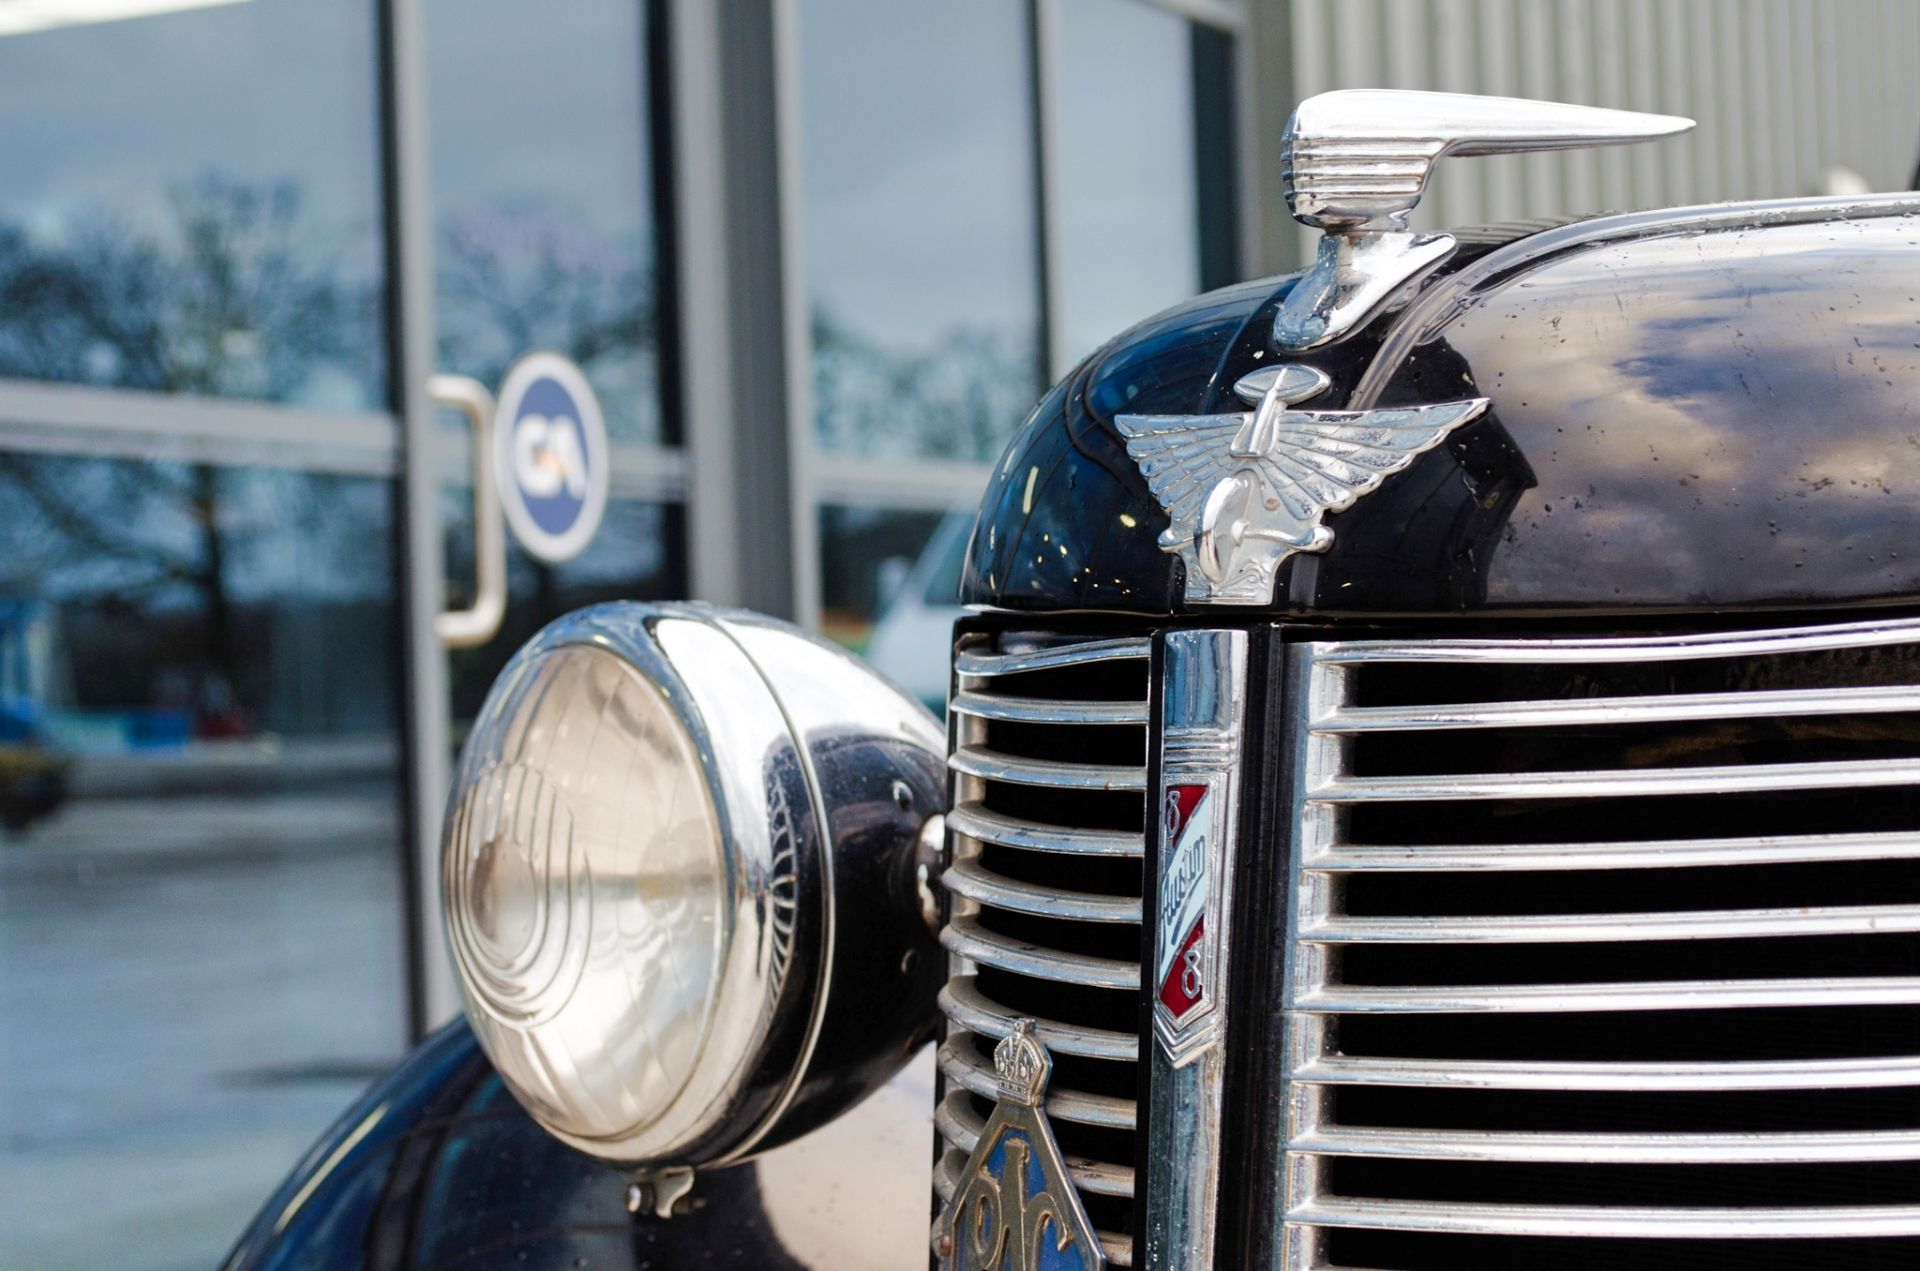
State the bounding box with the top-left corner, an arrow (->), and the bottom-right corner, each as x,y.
225,1020 -> 921,1270
961,276 -> 1285,614
963,199 -> 1920,618
767,729 -> 944,1148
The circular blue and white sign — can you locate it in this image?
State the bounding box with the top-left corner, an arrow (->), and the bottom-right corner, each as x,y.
494,352 -> 610,564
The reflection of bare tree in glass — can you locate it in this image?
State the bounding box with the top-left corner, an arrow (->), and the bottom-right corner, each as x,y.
0,179 -> 389,730
0,455 -> 389,733
0,457 -> 237,695
0,177 -> 378,401
434,208 -> 662,633
811,308 -> 1040,463
436,209 -> 658,443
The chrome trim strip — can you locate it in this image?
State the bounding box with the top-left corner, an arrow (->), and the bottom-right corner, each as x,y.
1305,830 -> 1920,872
942,859 -> 1142,923
937,979 -> 1138,1061
1277,644 -> 1334,1271
1293,1125 -> 1920,1164
955,638 -> 1152,677
1349,192 -> 1920,410
1313,682 -> 1920,731
951,690 -> 1149,725
1289,1196 -> 1920,1239
1310,613 -> 1920,664
1145,629 -> 1249,1271
936,1037 -> 1136,1129
939,917 -> 1141,990
1297,976 -> 1920,1014
1300,903 -> 1920,943
936,1091 -> 1135,1197
948,744 -> 1148,792
1312,755 -> 1920,802
1289,1052 -> 1920,1092
947,801 -> 1144,857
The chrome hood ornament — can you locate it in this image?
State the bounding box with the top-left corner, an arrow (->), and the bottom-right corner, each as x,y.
936,1020 -> 1104,1270
1118,365 -> 1488,605
1275,89 -> 1693,348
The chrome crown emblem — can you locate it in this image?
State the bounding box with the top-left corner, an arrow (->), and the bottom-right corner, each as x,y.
994,1020 -> 1051,1105
1118,365 -> 1488,605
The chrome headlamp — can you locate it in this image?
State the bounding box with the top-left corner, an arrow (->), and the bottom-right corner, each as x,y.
442,602 -> 943,1168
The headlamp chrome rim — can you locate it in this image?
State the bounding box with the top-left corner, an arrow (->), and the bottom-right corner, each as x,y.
443,601 -> 944,1170
445,603 -> 823,1165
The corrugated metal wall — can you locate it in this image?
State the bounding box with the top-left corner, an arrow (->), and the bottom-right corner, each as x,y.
1275,0 -> 1920,259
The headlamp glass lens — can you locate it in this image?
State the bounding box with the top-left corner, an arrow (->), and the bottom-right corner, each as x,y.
445,643 -> 726,1146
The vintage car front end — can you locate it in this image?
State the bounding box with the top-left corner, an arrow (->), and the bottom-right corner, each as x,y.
935,94 -> 1920,1269
233,91 -> 1920,1270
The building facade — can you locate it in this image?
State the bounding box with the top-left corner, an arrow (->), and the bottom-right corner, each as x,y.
0,1 -> 1912,1267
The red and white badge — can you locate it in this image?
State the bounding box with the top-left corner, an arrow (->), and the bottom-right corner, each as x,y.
1153,782 -> 1218,1049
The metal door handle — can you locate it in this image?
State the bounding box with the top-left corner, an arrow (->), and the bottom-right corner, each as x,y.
430,374 -> 507,649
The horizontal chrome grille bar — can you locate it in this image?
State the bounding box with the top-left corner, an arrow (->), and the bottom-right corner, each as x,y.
950,690 -> 1148,725
936,1092 -> 1134,1197
1311,614 -> 1920,665
1289,1051 -> 1920,1091
1297,976 -> 1920,1014
936,1038 -> 1136,1130
934,1150 -> 1133,1265
1288,1196 -> 1920,1239
947,801 -> 1143,857
940,916 -> 1140,989
1300,903 -> 1920,943
940,629 -> 1148,1248
949,744 -> 1147,791
1311,755 -> 1920,802
954,637 -> 1149,677
942,859 -> 1141,923
1304,830 -> 1920,872
1293,1125 -> 1920,1164
937,978 -> 1138,1061
1283,621 -> 1920,1262
1313,682 -> 1920,732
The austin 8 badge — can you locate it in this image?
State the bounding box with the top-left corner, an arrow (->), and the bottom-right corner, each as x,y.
937,1020 -> 1104,1271
1154,783 -> 1215,1045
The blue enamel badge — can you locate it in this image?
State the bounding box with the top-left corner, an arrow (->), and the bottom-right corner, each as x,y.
937,1020 -> 1105,1270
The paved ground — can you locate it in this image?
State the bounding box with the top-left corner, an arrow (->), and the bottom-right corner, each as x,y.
0,784 -> 410,1271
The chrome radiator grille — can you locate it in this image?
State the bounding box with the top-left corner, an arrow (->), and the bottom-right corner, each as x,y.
1281,620 -> 1920,1269
934,632 -> 1149,1266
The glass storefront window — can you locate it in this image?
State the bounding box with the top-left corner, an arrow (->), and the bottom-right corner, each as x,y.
442,494 -> 688,725
798,0 -> 1044,463
1056,0 -> 1235,366
818,504 -> 963,712
0,1 -> 387,411
426,0 -> 666,446
0,453 -> 408,1269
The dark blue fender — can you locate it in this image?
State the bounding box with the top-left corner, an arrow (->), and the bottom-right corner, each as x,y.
224,1020 -> 933,1270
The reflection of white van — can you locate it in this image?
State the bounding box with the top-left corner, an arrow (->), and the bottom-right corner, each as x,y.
862,510 -> 971,714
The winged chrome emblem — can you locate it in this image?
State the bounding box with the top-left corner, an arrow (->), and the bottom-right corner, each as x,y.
1117,364 -> 1488,605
